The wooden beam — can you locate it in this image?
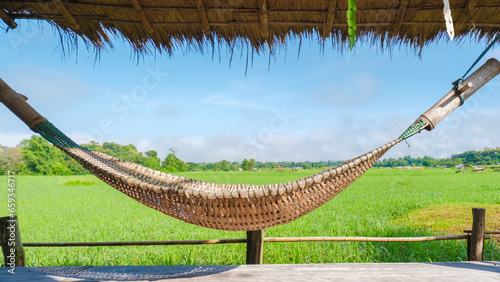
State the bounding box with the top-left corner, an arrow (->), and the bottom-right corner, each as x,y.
131,0 -> 153,33
259,0 -> 269,38
456,0 -> 478,30
195,0 -> 211,36
391,0 -> 408,36
9,13 -> 500,29
0,9 -> 17,29
323,0 -> 337,38
52,0 -> 80,30
246,230 -> 265,264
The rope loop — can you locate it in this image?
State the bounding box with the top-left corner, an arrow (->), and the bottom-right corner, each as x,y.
451,34 -> 499,107
452,78 -> 465,106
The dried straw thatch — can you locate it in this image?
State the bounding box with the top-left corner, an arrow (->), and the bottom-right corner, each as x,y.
0,0 -> 499,55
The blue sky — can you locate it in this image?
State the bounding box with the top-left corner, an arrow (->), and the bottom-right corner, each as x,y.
1,21 -> 499,162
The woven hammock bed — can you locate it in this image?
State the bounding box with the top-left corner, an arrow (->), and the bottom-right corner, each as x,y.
1,58 -> 499,231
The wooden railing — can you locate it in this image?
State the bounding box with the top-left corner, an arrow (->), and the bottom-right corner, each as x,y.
1,208 -> 497,266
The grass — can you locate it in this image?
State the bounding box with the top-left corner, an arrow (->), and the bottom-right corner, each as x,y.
62,179 -> 96,186
0,168 -> 498,266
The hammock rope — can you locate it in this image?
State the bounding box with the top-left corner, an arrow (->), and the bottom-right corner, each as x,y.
1,58 -> 499,231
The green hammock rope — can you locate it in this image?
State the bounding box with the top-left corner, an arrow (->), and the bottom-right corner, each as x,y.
33,120 -> 81,149
399,119 -> 427,140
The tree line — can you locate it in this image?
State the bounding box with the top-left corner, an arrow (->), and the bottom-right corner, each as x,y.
1,135 -> 499,175
373,147 -> 500,168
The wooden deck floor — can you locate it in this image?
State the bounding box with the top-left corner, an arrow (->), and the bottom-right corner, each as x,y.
2,261 -> 499,281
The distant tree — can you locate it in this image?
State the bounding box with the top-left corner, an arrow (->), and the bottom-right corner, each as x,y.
0,147 -> 26,174
143,150 -> 162,170
242,159 -> 249,171
20,135 -> 71,175
248,159 -> 256,171
219,160 -> 232,171
162,150 -> 187,172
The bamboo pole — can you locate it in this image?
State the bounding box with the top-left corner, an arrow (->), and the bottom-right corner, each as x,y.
0,78 -> 47,130
418,58 -> 500,130
464,230 -> 500,235
264,235 -> 468,242
23,234 -> 468,247
23,238 -> 247,247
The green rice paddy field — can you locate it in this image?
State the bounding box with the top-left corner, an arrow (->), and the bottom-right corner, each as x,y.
1,168 -> 499,266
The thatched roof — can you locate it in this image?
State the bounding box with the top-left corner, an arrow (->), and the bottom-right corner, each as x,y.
0,0 -> 499,55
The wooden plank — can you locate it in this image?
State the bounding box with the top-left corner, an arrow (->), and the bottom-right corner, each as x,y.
0,216 -> 26,268
3,262 -> 500,281
469,208 -> 486,261
246,229 -> 265,264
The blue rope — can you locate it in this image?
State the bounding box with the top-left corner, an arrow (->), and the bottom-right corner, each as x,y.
461,34 -> 500,79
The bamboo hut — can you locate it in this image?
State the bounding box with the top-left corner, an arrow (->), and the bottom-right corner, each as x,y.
0,0 -> 498,56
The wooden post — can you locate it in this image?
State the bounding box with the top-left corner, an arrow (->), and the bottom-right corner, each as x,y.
468,208 -> 485,261
0,216 -> 26,267
246,229 -> 265,264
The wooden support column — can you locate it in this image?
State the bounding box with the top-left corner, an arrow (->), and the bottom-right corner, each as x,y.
455,0 -> 478,30
52,0 -> 80,30
131,0 -> 153,33
468,208 -> 485,261
323,0 -> 337,38
0,216 -> 26,267
195,0 -> 211,36
391,0 -> 408,36
246,229 -> 265,264
259,0 -> 269,39
0,9 -> 17,29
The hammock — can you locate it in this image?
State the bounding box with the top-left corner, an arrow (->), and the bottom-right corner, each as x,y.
1,58 -> 498,231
